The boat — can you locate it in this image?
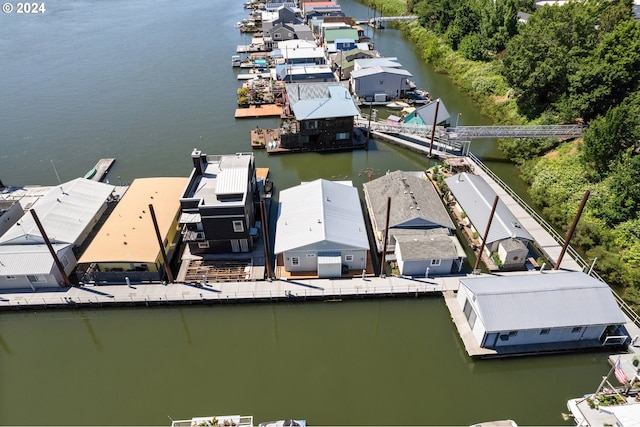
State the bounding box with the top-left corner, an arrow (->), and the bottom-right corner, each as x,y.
470,421 -> 517,427
258,420 -> 305,427
232,55 -> 242,67
83,168 -> 96,179
170,414 -> 254,427
385,101 -> 410,109
566,354 -> 640,426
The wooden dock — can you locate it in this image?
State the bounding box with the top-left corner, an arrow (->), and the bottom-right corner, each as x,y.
88,158 -> 115,182
251,128 -> 280,148
235,104 -> 282,118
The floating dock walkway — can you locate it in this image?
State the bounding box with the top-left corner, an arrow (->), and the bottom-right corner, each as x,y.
87,158 -> 115,182
0,275 -> 456,310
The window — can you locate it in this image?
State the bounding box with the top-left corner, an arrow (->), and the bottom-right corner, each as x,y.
61,255 -> 69,268
463,299 -> 477,329
5,275 -> 16,280
572,327 -> 582,333
345,255 -> 354,262
233,220 -> 244,233
27,275 -> 46,283
198,241 -> 210,249
430,259 -> 441,266
540,328 -> 550,335
509,331 -> 518,336
306,253 -> 316,258
336,132 -> 350,140
291,257 -> 300,266
306,120 -> 318,130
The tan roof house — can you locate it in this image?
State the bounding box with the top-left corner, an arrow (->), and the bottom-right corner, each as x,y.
77,177 -> 188,284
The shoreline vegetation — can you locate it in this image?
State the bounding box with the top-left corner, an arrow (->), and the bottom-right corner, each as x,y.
357,0 -> 640,309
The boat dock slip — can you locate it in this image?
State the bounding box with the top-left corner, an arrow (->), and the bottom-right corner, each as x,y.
89,158 -> 116,182
235,104 -> 282,118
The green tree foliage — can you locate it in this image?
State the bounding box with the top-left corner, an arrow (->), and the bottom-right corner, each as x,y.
590,152 -> 640,226
501,2 -> 600,117
581,100 -> 640,176
479,0 -> 518,53
567,19 -> 640,120
412,0 -> 456,33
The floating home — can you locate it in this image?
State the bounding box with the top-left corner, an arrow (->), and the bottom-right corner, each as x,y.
456,271 -> 629,353
179,150 -> 259,255
76,177 -> 188,284
362,170 -> 465,276
444,172 -> 533,270
0,178 -> 115,289
267,82 -> 366,153
274,179 -> 369,278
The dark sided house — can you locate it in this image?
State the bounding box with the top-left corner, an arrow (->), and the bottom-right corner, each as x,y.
277,82 -> 364,151
179,150 -> 259,255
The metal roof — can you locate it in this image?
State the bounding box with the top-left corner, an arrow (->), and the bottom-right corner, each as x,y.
0,178 -> 114,246
187,154 -> 252,206
290,84 -> 360,120
459,272 -> 626,331
323,28 -> 359,42
279,44 -> 326,60
0,243 -> 71,276
363,170 -> 455,233
444,172 -> 533,244
274,179 -> 369,253
413,98 -> 451,125
353,57 -> 401,69
350,66 -> 413,79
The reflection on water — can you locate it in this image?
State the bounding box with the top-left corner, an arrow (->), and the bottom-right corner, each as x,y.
0,0 -> 611,425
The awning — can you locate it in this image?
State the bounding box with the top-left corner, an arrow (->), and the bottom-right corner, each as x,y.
179,212 -> 201,224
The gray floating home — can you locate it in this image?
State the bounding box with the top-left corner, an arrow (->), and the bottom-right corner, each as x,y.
456,271 -> 628,352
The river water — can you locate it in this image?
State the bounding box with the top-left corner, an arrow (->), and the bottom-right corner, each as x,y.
0,0 -> 610,425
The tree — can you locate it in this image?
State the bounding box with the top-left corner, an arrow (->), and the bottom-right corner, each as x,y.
567,19 -> 640,120
502,2 -> 600,117
581,102 -> 640,176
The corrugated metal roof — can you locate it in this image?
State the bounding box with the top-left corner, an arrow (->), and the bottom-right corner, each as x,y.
291,85 -> 360,120
0,178 -> 114,246
363,170 -> 455,233
444,172 -> 533,244
350,66 -> 413,79
216,166 -> 249,196
0,243 -> 71,275
414,98 -> 451,125
274,179 -> 369,253
460,272 -> 626,331
353,57 -> 401,69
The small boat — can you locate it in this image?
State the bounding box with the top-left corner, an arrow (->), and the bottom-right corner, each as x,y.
258,420 -> 305,427
83,168 -> 96,179
170,414 -> 253,427
470,421 -> 517,427
385,101 -> 410,109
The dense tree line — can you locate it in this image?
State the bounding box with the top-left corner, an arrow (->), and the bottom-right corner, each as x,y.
364,0 -> 640,305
